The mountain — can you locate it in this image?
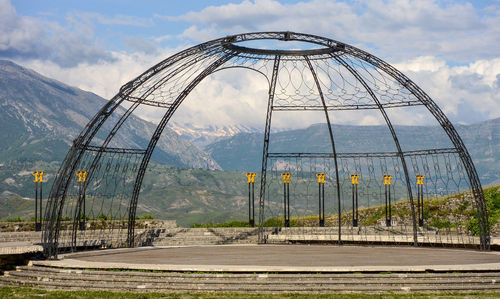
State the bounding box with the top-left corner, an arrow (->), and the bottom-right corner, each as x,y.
0,60 -> 220,169
169,122 -> 260,149
205,119 -> 500,185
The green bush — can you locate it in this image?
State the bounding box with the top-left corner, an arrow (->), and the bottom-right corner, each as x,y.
429,217 -> 453,229
466,187 -> 500,235
190,220 -> 251,228
263,217 -> 297,227
7,217 -> 23,222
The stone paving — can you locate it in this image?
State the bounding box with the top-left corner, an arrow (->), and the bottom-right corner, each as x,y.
54,244 -> 500,273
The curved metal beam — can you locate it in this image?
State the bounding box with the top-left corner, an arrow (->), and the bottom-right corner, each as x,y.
211,66 -> 270,87
343,48 -> 490,250
126,53 -> 236,247
43,94 -> 127,258
304,56 -> 342,243
42,43 -> 225,258
333,54 -> 419,246
258,55 -> 281,243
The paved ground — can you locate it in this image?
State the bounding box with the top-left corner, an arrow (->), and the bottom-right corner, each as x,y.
65,244 -> 500,268
0,242 -> 42,255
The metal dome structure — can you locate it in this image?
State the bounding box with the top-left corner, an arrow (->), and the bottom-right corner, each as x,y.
42,32 -> 490,258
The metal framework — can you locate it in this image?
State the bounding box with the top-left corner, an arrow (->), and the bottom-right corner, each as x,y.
42,32 -> 490,258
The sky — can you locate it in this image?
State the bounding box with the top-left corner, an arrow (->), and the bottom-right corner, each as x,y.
1,0 -> 499,129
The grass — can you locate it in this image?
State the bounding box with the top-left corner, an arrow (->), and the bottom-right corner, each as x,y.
0,287 -> 499,298
189,185 -> 500,233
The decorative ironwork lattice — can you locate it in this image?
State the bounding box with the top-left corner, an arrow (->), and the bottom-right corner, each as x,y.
42,32 -> 490,258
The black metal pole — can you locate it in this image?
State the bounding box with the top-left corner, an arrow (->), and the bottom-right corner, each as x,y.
421,184 -> 424,226
78,181 -> 84,231
252,182 -> 255,227
249,182 -> 252,226
286,182 -> 290,227
385,185 -> 390,227
321,183 -> 325,226
352,184 -> 355,227
419,184 -> 424,227
319,183 -> 322,226
417,183 -> 421,227
34,181 -> 39,231
388,185 -> 392,227
283,182 -> 287,227
39,180 -> 43,230
82,185 -> 86,230
355,184 -> 358,226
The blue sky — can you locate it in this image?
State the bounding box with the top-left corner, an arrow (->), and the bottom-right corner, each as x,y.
2,0 -> 499,127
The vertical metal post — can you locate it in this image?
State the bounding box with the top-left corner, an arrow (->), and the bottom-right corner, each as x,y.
350,174 -> 359,227
35,181 -> 38,229
249,182 -> 252,225
39,173 -> 43,230
283,182 -> 287,226
77,170 -> 87,231
322,182 -> 325,226
258,55 -> 281,243
316,173 -> 326,227
252,182 -> 255,227
33,171 -> 40,231
246,172 -> 256,227
287,182 -> 290,227
416,175 -> 425,227
384,175 -> 392,227
305,57 -> 342,244
355,184 -> 358,225
281,172 -> 291,227
319,183 -> 322,226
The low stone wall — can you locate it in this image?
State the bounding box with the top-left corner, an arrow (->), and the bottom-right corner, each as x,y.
0,219 -> 177,232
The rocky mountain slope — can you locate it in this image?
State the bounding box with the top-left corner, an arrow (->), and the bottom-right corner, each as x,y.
169,122 -> 260,149
0,60 -> 220,169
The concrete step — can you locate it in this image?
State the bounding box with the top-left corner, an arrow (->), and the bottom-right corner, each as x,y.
8,268 -> 500,285
1,275 -> 499,293
19,265 -> 500,279
1,265 -> 498,293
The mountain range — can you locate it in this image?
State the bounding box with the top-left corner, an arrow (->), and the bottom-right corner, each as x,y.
206,120 -> 500,185
169,122 -> 260,149
0,60 -> 220,169
0,59 -> 498,225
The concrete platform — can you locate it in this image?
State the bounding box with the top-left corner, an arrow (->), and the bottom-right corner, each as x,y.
0,242 -> 42,255
37,244 -> 500,273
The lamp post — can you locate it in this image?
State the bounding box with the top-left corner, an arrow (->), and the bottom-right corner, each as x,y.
316,173 -> 326,227
416,175 -> 425,227
32,171 -> 44,231
350,174 -> 360,227
383,174 -> 392,227
77,170 -> 87,230
246,172 -> 256,227
281,172 -> 291,227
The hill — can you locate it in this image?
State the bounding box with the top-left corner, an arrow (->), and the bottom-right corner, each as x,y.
206,119 -> 500,185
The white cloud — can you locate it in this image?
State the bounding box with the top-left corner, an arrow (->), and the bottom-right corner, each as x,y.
3,0 -> 498,129
22,49 -> 176,99
166,0 -> 499,62
0,0 -> 114,67
395,56 -> 500,123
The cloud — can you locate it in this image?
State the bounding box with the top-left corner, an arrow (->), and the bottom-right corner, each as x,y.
4,0 -> 498,129
165,0 -> 499,63
394,56 -> 500,123
0,0 -> 114,67
71,12 -> 152,27
123,36 -> 161,55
